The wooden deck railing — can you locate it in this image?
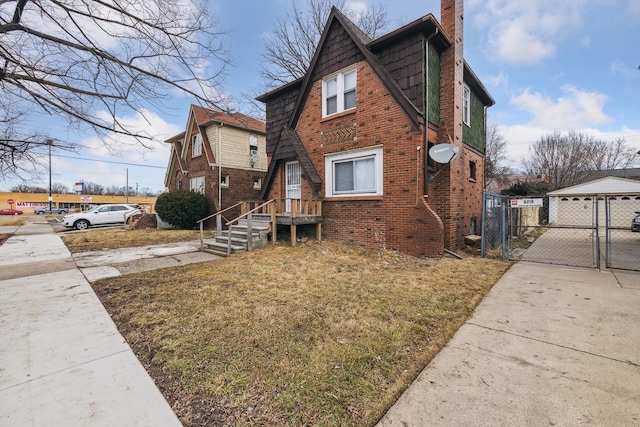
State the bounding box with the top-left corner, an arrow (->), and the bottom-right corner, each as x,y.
197,198 -> 323,251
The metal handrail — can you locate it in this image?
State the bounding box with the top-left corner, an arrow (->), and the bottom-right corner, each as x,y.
225,199 -> 275,226
196,201 -> 244,225
197,201 -> 244,249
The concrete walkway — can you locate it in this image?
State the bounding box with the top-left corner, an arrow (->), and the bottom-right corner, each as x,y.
378,262 -> 640,426
2,216 -> 639,426
0,217 -> 194,426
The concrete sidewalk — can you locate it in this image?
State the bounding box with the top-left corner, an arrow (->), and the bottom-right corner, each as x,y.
378,262 -> 640,426
0,218 -> 183,426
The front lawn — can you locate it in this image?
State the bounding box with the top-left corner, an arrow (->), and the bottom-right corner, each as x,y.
93,240 -> 510,426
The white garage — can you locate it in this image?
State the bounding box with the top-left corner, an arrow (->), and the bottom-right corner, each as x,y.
548,177 -> 640,228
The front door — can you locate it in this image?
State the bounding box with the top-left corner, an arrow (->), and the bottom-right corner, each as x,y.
285,161 -> 301,213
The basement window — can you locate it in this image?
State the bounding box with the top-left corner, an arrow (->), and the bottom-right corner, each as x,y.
253,177 -> 262,190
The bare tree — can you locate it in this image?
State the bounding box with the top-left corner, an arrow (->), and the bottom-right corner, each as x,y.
260,0 -> 389,87
522,131 -> 638,190
81,181 -> 105,195
484,123 -> 511,190
1,0 -> 232,178
51,182 -> 69,194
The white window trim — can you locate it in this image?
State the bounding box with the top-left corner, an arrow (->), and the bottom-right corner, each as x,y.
324,146 -> 383,198
189,176 -> 205,194
192,133 -> 203,157
322,66 -> 357,118
462,84 -> 471,126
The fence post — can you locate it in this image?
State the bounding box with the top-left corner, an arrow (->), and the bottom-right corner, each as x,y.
247,213 -> 253,251
270,202 -> 277,244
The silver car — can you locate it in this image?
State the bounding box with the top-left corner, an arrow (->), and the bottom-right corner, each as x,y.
62,204 -> 142,230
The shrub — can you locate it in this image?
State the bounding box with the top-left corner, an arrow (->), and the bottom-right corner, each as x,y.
155,190 -> 207,229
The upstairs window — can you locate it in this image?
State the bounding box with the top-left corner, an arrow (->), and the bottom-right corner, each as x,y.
323,67 -> 356,117
192,133 -> 203,157
462,84 -> 471,126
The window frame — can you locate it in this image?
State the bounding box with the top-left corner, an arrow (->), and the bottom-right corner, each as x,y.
324,146 -> 383,198
469,160 -> 477,181
322,66 -> 357,118
192,132 -> 203,157
220,175 -> 229,188
189,176 -> 205,194
462,84 -> 471,126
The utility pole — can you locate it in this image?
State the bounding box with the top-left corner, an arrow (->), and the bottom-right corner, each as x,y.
47,139 -> 53,212
126,168 -> 129,203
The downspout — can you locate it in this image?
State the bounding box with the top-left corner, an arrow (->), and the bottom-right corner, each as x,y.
423,27 -> 438,200
218,123 -> 223,210
483,105 -> 488,190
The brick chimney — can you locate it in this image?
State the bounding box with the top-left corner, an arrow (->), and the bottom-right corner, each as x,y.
434,0 -> 465,250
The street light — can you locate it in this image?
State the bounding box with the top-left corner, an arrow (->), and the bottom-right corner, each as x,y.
47,139 -> 53,212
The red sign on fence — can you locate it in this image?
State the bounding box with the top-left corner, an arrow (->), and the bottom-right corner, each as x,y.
7,199 -> 14,205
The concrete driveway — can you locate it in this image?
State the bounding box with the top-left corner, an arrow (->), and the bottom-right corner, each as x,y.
377,262 -> 640,426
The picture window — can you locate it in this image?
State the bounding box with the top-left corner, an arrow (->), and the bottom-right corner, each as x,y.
325,146 -> 383,197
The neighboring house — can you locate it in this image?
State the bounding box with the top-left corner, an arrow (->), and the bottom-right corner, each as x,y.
548,177 -> 640,228
256,0 -> 494,257
164,105 -> 267,219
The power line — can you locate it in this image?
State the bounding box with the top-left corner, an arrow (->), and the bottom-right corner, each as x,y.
53,154 -> 166,169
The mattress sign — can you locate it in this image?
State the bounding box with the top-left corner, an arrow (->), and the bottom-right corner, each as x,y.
510,198 -> 543,208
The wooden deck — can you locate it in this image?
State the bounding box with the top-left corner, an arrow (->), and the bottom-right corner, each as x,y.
239,199 -> 323,246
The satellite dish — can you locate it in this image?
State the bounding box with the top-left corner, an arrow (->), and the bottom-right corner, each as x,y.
429,144 -> 459,164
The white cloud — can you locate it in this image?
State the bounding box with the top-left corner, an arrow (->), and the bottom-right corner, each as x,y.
501,125 -> 640,169
346,1 -> 368,20
610,60 -> 639,80
70,109 -> 182,191
510,85 -> 611,129
486,71 -> 509,88
472,0 -> 584,65
82,109 -> 180,163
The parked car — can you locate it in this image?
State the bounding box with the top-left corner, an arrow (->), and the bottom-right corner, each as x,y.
62,204 -> 142,230
632,211 -> 640,232
0,208 -> 24,216
34,207 -> 68,215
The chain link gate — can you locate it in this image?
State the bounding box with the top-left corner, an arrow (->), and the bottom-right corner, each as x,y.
482,191 -> 640,271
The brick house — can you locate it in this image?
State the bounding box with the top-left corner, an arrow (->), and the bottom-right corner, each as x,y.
256,0 -> 494,257
164,105 -> 267,219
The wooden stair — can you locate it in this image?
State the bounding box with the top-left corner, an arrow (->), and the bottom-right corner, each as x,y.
202,219 -> 271,257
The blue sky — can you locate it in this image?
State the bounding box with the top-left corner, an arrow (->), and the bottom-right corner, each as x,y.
3,0 -> 639,193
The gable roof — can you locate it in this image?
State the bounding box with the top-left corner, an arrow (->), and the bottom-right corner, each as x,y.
164,132 -> 188,187
548,177 -> 640,196
287,7 -> 428,130
190,105 -> 265,133
259,128 -> 322,199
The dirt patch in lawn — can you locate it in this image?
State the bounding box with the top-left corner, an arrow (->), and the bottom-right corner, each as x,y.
62,228 -> 213,253
93,240 -> 511,426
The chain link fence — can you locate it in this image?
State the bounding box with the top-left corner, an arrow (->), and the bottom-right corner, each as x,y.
482,191 -> 640,271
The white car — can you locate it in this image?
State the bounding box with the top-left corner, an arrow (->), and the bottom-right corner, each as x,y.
62,204 -> 142,230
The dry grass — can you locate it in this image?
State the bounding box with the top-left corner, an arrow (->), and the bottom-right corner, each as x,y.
0,216 -> 27,245
62,228 -> 213,252
93,240 -> 512,426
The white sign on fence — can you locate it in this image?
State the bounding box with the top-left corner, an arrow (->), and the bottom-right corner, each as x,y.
510,198 -> 543,208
